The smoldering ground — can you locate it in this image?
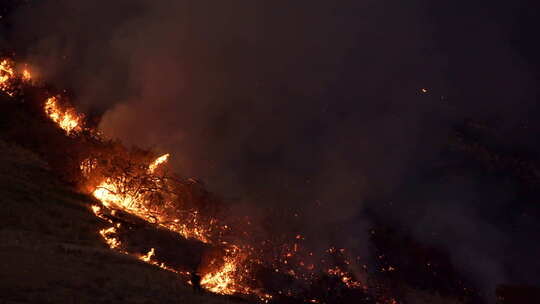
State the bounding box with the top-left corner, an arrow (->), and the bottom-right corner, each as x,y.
3,0 -> 540,299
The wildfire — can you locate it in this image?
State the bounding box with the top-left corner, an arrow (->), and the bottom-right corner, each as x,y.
1,59 -> 21,96
88,152 -> 216,243
87,150 -> 267,299
0,58 -> 34,96
201,245 -> 249,295
140,247 -> 156,262
4,55 -> 377,303
22,69 -> 31,81
99,227 -> 121,249
148,153 -> 170,173
201,246 -> 272,302
44,96 -> 83,135
0,59 -> 15,91
327,266 -> 364,289
93,179 -> 140,210
202,258 -> 240,294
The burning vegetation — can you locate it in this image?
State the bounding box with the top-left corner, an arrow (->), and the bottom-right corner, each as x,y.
0,58 -> 31,96
43,96 -> 84,135
0,56 -> 477,304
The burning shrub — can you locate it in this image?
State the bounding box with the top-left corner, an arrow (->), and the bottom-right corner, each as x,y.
43,96 -> 84,135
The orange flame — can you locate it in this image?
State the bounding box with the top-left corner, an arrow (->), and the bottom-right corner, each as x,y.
3,56 -> 396,303
201,245 -> 272,301
44,96 -> 83,135
0,59 -> 16,95
89,154 -> 215,243
140,248 -> 156,262
99,227 -> 121,249
148,153 -> 170,173
22,69 -> 31,81
0,60 -> 14,82
327,266 -> 364,289
201,258 -> 241,294
1,59 -> 33,96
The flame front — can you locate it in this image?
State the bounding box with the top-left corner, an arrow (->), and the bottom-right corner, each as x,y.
88,152 -> 215,243
140,248 -> 156,262
93,179 -> 139,210
44,96 -> 83,135
327,266 -> 364,289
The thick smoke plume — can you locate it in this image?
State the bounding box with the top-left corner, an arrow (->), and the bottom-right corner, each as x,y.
4,0 -> 540,298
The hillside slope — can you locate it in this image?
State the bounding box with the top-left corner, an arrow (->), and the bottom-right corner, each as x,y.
0,139 -> 235,304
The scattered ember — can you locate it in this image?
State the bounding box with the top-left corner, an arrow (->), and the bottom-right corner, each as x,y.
327,266 -> 364,289
88,153 -> 216,243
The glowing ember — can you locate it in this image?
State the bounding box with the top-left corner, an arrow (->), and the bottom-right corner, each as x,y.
327,266 -> 364,289
0,60 -> 15,84
91,205 -> 101,215
99,227 -> 121,249
22,69 -> 31,81
80,158 -> 98,178
44,96 -> 83,135
202,258 -> 240,294
0,59 -> 16,95
140,248 -> 156,262
0,58 -> 33,96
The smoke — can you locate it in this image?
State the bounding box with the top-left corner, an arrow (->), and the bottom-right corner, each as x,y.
4,0 -> 540,298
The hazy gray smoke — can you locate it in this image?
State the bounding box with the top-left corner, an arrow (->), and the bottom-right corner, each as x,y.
5,0 -> 539,298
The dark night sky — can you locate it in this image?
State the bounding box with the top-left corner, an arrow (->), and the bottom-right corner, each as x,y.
2,0 -> 540,298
